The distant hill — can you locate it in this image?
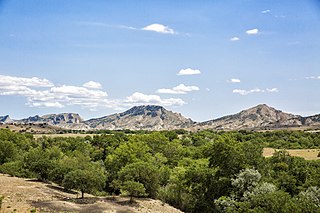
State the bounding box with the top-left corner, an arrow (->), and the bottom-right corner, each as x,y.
4,104 -> 320,131
18,113 -> 90,130
85,105 -> 194,130
197,104 -> 317,130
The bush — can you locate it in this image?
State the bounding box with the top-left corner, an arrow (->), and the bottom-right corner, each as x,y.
0,161 -> 30,178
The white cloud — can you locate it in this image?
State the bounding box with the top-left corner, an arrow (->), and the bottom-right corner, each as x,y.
142,24 -> 175,34
306,76 -> 320,80
233,87 -> 278,95
50,85 -> 108,98
266,88 -> 279,92
125,92 -> 185,106
230,37 -> 240,41
83,81 -> 102,89
246,28 -> 259,35
0,74 -> 187,110
0,75 -> 54,87
28,102 -> 64,108
227,78 -> 241,83
177,68 -> 201,76
261,9 -> 271,14
157,84 -> 199,94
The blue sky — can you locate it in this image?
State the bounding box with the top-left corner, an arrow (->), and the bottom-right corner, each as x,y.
0,0 -> 320,121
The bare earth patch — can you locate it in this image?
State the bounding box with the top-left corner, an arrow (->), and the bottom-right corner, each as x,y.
0,174 -> 182,213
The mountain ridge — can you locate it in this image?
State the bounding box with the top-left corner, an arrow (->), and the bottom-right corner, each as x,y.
1,104 -> 320,131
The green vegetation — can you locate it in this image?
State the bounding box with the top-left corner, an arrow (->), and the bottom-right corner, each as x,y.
0,195 -> 4,209
1,129 -> 320,212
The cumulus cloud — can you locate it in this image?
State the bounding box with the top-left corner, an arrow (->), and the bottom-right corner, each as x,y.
246,28 -> 259,35
83,81 -> 102,89
227,78 -> 241,83
233,88 -> 278,95
306,76 -> 320,80
0,75 -> 54,87
0,74 -> 187,110
29,102 -> 64,108
157,84 -> 199,94
261,9 -> 271,14
230,37 -> 240,41
142,24 -> 175,34
0,75 -> 110,110
177,68 -> 201,76
125,92 -> 185,106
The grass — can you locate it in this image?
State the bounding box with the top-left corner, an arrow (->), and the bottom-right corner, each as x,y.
263,148 -> 320,160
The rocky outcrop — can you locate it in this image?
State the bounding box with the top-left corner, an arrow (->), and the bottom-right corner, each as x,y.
18,113 -> 90,130
85,105 -> 194,130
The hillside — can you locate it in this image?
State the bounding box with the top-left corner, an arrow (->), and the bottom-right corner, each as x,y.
0,174 -> 182,213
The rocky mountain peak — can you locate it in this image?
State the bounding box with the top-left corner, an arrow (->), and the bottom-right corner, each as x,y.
0,115 -> 13,123
42,113 -> 83,124
85,105 -> 193,130
121,105 -> 165,117
199,104 -> 303,130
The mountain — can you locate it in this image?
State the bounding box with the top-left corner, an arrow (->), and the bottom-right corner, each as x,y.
198,104 -> 304,130
85,105 -> 194,130
18,113 -> 90,130
0,115 -> 13,124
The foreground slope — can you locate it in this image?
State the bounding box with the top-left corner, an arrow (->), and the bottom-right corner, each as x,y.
85,105 -> 194,130
0,174 -> 182,213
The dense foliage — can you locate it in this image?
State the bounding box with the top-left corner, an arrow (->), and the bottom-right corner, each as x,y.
1,129 -> 320,212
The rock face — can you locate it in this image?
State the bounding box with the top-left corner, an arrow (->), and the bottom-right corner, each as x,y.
0,115 -> 13,124
303,114 -> 320,126
85,105 -> 194,130
198,104 -> 304,130
41,113 -> 83,124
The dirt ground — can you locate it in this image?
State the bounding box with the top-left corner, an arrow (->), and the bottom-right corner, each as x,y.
0,174 -> 182,213
263,148 -> 320,160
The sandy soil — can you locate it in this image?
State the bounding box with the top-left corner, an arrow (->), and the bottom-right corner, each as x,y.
0,174 -> 182,213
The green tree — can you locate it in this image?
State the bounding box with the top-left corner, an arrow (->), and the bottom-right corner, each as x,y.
118,161 -> 159,198
120,181 -> 146,203
0,140 -> 17,164
24,147 -> 54,181
62,163 -> 106,198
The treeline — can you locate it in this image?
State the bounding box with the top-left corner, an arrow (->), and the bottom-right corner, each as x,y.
1,129 -> 320,212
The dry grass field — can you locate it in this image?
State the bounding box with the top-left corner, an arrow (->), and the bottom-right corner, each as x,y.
0,174 -> 182,213
263,148 -> 320,160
